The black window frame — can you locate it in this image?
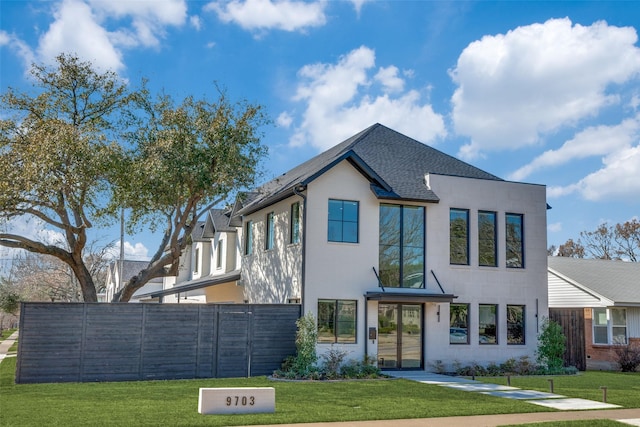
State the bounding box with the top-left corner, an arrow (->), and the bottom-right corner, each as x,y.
479,303 -> 498,345
244,220 -> 253,255
478,210 -> 498,267
507,304 -> 525,345
265,212 -> 275,250
328,199 -> 359,244
290,202 -> 301,244
506,213 -> 524,268
317,299 -> 357,344
450,208 -> 470,265
449,303 -> 470,345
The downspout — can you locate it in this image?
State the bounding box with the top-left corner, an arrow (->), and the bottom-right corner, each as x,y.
293,184 -> 307,314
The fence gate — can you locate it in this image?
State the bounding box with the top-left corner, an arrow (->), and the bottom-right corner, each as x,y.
549,308 -> 586,371
16,303 -> 300,384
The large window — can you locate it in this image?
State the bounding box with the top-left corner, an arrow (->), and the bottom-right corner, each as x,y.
244,220 -> 253,255
507,305 -> 525,345
265,212 -> 274,250
328,199 -> 359,243
478,211 -> 497,267
593,308 -> 627,345
379,204 -> 425,288
317,299 -> 357,343
290,202 -> 300,244
506,213 -> 524,268
479,304 -> 497,344
450,209 -> 469,265
450,303 -> 469,344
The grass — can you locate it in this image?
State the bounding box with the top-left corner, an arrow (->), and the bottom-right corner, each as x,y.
1,357 -> 639,427
0,328 -> 17,340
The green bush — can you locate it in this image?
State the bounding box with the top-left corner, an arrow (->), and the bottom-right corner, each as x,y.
536,318 -> 566,373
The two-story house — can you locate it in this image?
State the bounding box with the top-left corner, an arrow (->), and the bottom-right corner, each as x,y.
139,208 -> 244,303
235,123 -> 549,370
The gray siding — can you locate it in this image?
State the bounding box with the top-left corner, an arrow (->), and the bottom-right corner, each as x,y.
16,303 -> 300,384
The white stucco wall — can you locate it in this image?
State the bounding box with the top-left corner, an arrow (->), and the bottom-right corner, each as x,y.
241,196 -> 303,304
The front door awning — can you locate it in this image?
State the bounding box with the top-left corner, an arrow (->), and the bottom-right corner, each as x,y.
365,290 -> 456,303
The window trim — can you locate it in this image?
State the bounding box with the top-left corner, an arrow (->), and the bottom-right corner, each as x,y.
593,307 -> 627,345
505,213 -> 525,268
478,210 -> 498,267
317,299 -> 357,344
328,199 -> 359,244
290,202 -> 300,244
449,303 -> 470,345
479,303 -> 498,345
216,239 -> 224,269
244,220 -> 253,255
379,203 -> 426,289
265,212 -> 275,250
507,304 -> 525,345
450,208 -> 470,265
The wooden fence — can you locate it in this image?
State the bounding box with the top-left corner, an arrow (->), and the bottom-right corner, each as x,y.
549,308 -> 586,371
16,303 -> 301,384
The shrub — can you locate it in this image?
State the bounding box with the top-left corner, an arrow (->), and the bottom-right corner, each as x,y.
614,342 -> 640,372
321,345 -> 349,379
536,318 -> 566,373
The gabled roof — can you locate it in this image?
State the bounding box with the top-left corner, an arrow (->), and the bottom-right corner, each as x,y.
209,208 -> 236,233
109,260 -> 163,284
237,123 -> 502,215
548,256 -> 640,305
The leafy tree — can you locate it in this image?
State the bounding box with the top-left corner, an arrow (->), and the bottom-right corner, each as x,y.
0,279 -> 21,315
614,219 -> 640,262
580,223 -> 617,260
556,238 -> 585,258
0,54 -> 269,302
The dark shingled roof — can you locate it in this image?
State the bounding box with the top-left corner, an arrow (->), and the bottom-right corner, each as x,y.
209,208 -> 236,233
238,123 -> 502,215
548,256 -> 640,304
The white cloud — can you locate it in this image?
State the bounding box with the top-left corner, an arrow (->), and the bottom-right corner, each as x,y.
17,0 -> 188,74
289,46 -> 446,150
0,30 -> 36,74
375,65 -> 405,93
509,115 -> 640,181
277,111 -> 293,128
548,143 -> 640,201
206,0 -> 326,33
547,222 -> 562,233
37,0 -> 125,71
349,0 -> 370,16
190,15 -> 202,31
107,241 -> 151,261
451,18 -> 640,160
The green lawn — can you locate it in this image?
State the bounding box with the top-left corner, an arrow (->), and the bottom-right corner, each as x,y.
1,357 -> 638,427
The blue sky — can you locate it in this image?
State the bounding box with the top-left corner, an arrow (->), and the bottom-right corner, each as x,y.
1,0 -> 639,262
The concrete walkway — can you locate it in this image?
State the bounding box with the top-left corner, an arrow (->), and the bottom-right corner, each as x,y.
0,330 -> 19,363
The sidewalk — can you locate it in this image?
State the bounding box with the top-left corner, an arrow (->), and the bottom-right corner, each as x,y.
0,330 -> 19,363
246,409 -> 640,427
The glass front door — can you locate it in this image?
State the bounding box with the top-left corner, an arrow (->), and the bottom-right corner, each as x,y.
377,303 -> 423,369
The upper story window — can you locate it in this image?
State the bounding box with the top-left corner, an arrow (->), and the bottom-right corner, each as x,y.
265,212 -> 275,250
216,239 -> 223,269
506,213 -> 524,268
290,202 -> 300,244
244,220 -> 253,255
593,308 -> 627,345
478,211 -> 497,267
450,208 -> 469,265
328,199 -> 359,243
379,204 -> 425,288
194,247 -> 200,273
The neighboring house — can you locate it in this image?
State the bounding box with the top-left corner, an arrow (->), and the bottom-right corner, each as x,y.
548,256 -> 640,370
137,208 -> 243,303
235,123 -> 549,370
104,260 -> 163,303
